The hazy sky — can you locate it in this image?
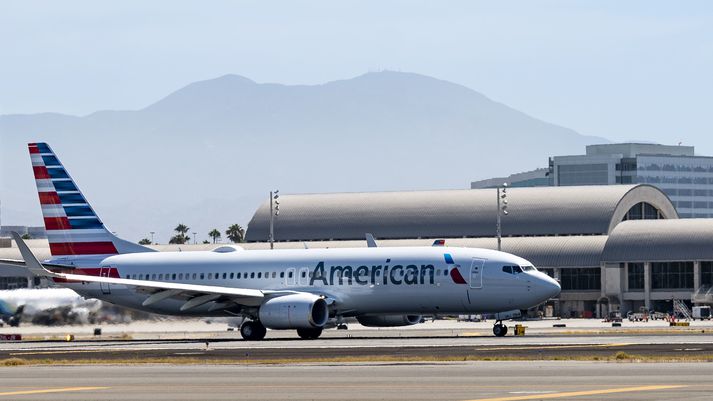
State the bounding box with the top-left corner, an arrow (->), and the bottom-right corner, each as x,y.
1,1 -> 712,152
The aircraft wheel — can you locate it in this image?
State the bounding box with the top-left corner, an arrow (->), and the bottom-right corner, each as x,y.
297,327 -> 323,340
240,321 -> 267,341
493,323 -> 508,337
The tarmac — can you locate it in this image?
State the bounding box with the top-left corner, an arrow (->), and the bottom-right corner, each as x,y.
1,362 -> 712,400
2,319 -> 713,400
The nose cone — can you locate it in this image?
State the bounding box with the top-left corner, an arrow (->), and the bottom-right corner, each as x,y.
536,273 -> 561,301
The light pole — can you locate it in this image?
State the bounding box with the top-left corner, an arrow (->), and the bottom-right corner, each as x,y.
150,231 -> 155,244
496,183 -> 508,251
269,190 -> 280,249
192,232 -> 197,245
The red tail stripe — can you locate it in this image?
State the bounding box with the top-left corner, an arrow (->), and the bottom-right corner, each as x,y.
38,192 -> 61,205
28,145 -> 40,154
49,242 -> 118,256
33,166 -> 50,179
44,217 -> 72,230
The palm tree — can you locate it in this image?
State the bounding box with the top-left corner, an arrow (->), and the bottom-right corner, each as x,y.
138,238 -> 152,245
169,223 -> 190,244
208,229 -> 221,244
225,224 -> 245,243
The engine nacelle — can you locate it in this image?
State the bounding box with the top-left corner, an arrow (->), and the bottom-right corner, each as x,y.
258,293 -> 329,329
356,314 -> 423,327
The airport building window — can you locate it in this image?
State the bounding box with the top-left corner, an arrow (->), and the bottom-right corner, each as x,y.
0,276 -> 29,290
627,263 -> 645,290
561,268 -> 600,291
652,262 -> 693,289
623,202 -> 661,221
701,262 -> 713,286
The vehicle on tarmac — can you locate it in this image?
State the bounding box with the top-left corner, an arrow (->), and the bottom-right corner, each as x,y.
692,306 -> 711,320
3,143 -> 560,340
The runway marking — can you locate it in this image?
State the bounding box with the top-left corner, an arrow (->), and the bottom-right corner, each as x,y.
10,349 -> 124,356
476,343 -> 634,351
0,387 -> 109,397
463,385 -> 685,401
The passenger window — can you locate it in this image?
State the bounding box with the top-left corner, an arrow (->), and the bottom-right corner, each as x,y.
215,273 -> 219,279
288,272 -> 293,278
178,273 -> 183,280
258,272 -> 262,278
443,270 -> 448,276
301,271 -> 306,278
237,272 -> 241,279
230,273 -> 234,279
200,273 -> 204,280
251,272 -> 255,278
502,266 -> 512,274
192,273 -> 197,279
172,274 -> 176,280
151,274 -> 156,280
223,273 -> 227,279
272,272 -> 276,278
208,273 -> 212,279
280,272 -> 284,278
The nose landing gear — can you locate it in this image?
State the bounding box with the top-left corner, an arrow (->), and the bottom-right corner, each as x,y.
493,321 -> 508,337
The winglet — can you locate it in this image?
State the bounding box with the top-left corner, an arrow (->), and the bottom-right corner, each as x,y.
10,232 -> 59,277
365,233 -> 378,248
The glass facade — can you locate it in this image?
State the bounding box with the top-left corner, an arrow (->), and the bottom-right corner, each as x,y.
557,164 -> 609,186
701,261 -> 713,287
561,268 -> 601,291
651,262 -> 694,289
0,276 -> 29,290
627,263 -> 645,290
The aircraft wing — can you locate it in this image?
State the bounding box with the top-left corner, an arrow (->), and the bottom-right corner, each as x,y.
9,232 -> 300,310
0,258 -> 77,271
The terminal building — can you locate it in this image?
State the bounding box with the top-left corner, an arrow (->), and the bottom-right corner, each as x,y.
3,183 -> 713,318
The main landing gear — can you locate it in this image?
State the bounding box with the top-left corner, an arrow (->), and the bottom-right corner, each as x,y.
240,320 -> 267,341
297,327 -> 323,340
493,321 -> 508,337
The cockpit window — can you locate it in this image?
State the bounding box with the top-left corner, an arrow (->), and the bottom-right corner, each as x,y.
521,265 -> 536,272
512,265 -> 523,274
502,266 -> 513,274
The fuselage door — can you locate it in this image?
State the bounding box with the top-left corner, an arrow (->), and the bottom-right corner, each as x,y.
286,268 -> 297,287
469,258 -> 485,289
99,265 -> 111,294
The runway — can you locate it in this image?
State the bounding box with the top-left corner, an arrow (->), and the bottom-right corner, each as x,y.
1,362 -> 712,400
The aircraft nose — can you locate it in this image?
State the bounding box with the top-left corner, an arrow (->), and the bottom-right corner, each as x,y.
541,275 -> 561,299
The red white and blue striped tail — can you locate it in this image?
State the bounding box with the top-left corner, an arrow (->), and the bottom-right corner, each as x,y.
29,142 -> 155,257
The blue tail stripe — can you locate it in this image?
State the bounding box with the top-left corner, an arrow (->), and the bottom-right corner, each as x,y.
47,168 -> 69,179
36,143 -> 52,153
68,218 -> 103,229
58,193 -> 86,204
63,206 -> 95,217
52,180 -> 78,192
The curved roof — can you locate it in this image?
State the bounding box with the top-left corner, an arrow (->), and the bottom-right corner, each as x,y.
245,185 -> 676,242
603,219 -> 713,262
1,236 -> 604,270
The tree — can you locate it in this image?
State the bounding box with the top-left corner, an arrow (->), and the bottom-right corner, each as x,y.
225,224 -> 245,243
138,238 -> 152,245
169,223 -> 190,244
21,233 -> 31,240
208,229 -> 221,244
202,240 -> 210,244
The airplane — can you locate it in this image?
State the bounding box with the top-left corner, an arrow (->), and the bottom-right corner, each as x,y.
4,142 -> 560,340
0,288 -> 102,327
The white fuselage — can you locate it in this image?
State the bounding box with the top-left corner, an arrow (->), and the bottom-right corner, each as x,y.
50,246 -> 560,318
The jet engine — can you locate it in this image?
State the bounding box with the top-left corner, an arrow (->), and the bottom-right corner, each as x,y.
356,314 -> 423,327
258,293 -> 329,329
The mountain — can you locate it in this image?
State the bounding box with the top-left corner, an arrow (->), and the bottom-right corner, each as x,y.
0,71 -> 607,242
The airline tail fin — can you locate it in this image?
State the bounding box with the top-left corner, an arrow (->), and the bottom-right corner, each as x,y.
28,142 -> 155,257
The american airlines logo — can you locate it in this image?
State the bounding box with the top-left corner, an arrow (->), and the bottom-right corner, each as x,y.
309,260 -> 438,286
